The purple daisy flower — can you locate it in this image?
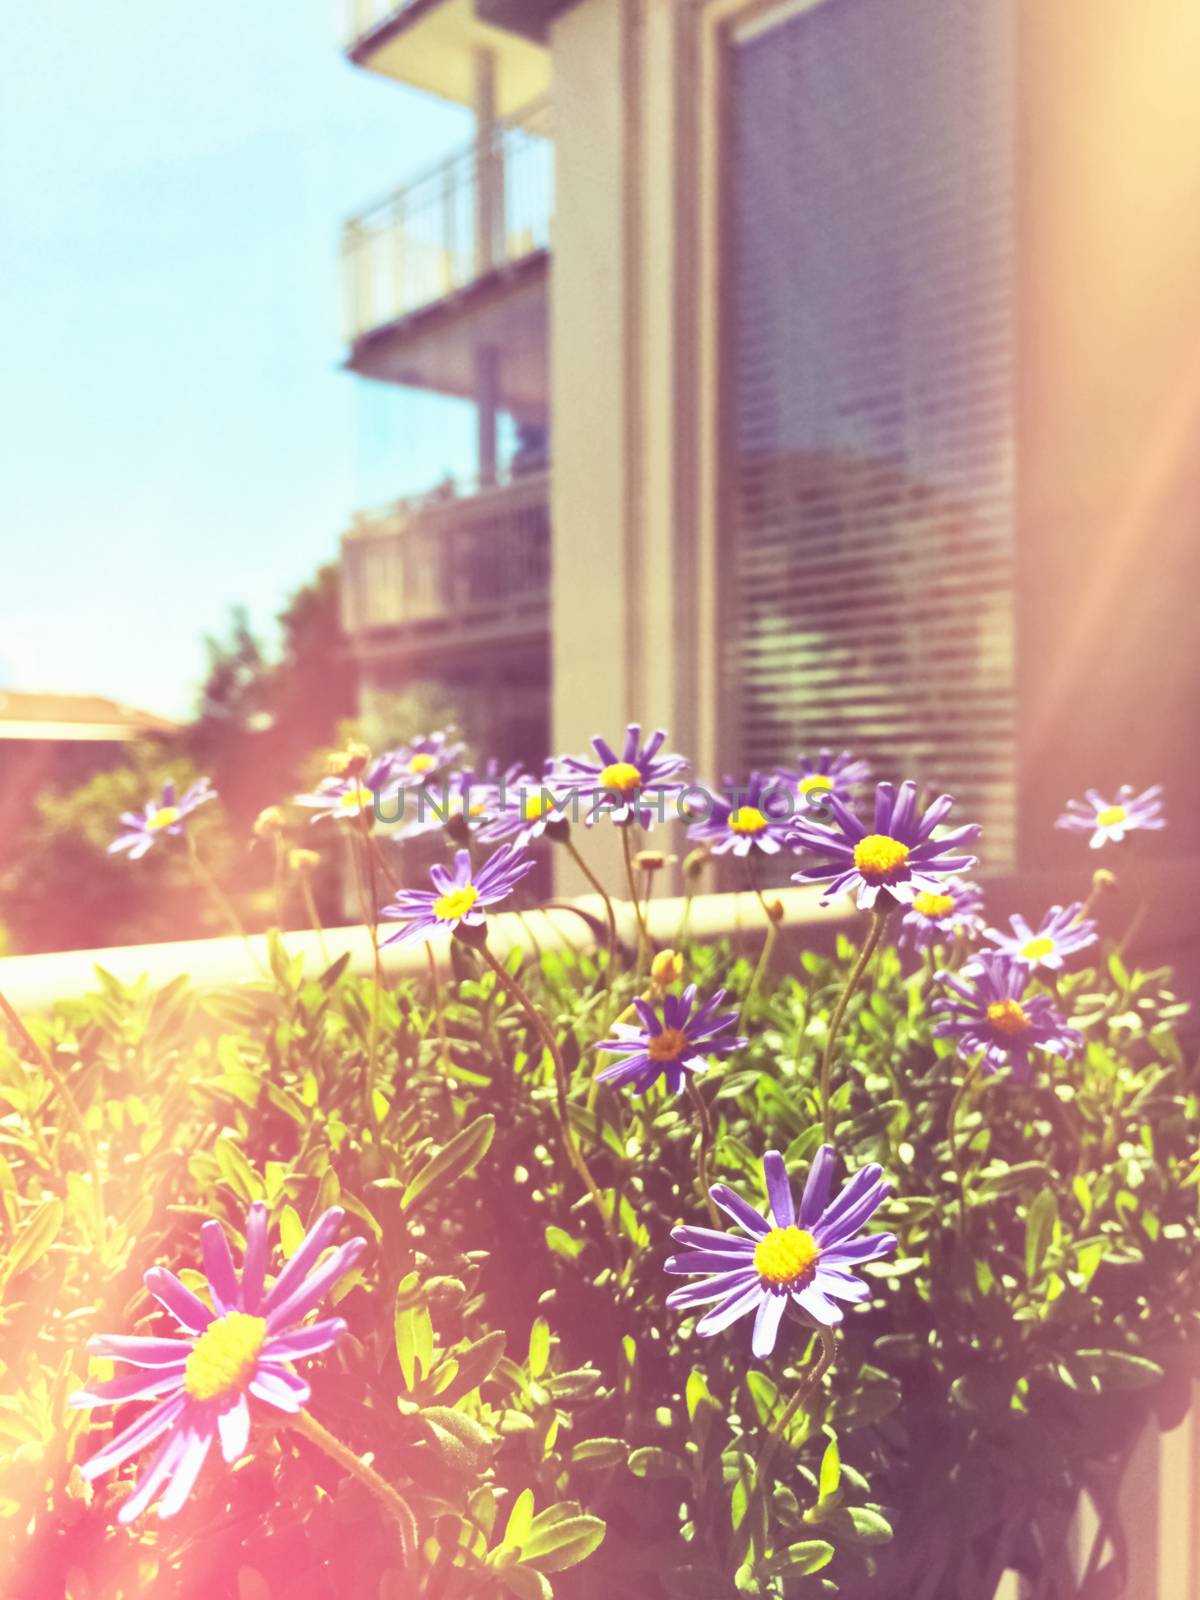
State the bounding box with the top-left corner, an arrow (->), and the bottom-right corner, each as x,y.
477,763 -> 575,848
385,730 -> 466,789
664,1147 -> 895,1357
70,1204 -> 365,1524
380,843 -> 535,945
554,723 -> 688,829
897,877 -> 985,952
593,985 -> 745,1094
776,749 -> 872,815
294,752 -> 399,825
933,952 -> 1085,1082
981,902 -> 1098,972
108,778 -> 216,861
685,772 -> 796,858
790,780 -> 981,910
389,761 -> 524,841
1056,784 -> 1165,849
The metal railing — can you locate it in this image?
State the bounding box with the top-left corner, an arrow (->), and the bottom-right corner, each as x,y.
340,468 -> 551,636
341,99 -> 553,343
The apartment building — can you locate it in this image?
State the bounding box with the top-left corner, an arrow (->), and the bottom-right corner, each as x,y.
339,0 -> 1200,902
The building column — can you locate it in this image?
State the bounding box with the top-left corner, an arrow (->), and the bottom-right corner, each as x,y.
474,48 -> 500,277
547,0 -> 715,894
476,343 -> 500,486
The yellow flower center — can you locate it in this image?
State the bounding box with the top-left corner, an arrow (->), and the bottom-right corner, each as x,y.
433,884 -> 479,921
408,753 -> 437,774
598,761 -> 642,794
729,806 -> 768,835
522,792 -> 561,822
646,1025 -> 689,1061
853,834 -> 910,880
1022,935 -> 1056,962
753,1226 -> 822,1288
1096,804 -> 1126,828
987,998 -> 1030,1037
914,891 -> 955,918
338,784 -> 374,814
183,1312 -> 267,1402
798,774 -> 833,797
146,806 -> 181,832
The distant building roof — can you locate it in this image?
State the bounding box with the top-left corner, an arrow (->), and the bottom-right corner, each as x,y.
0,691 -> 178,743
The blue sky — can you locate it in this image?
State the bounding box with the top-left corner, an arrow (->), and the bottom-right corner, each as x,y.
1,0 -> 474,718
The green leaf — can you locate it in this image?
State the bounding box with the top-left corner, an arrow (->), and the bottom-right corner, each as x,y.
1075,1350 -> 1164,1391
528,1317 -> 550,1380
435,1330 -> 506,1406
5,1198 -> 64,1282
497,1569 -> 553,1600
419,1406 -> 495,1471
768,1540 -> 835,1576
1025,1187 -> 1058,1282
503,1487 -> 535,1550
401,1114 -> 495,1212
394,1303 -> 433,1391
817,1434 -> 841,1503
523,1512 -> 606,1572
570,1438 -> 626,1469
544,1225 -> 585,1261
628,1447 -> 687,1480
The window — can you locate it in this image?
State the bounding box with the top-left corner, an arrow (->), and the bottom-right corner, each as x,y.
728,0 -> 1016,864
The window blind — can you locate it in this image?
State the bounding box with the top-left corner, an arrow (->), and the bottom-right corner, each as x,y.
728,0 -> 1016,867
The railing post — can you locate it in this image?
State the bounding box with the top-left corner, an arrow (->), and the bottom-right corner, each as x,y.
474,49 -> 499,276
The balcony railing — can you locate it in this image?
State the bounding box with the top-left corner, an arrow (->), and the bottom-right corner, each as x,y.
341,468 -> 550,639
341,99 -> 553,345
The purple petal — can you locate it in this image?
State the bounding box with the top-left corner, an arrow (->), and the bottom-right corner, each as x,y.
144,1268 -> 213,1335
709,1185 -> 771,1239
262,1208 -> 347,1315
200,1220 -> 240,1315
155,1427 -> 213,1520
264,1317 -> 348,1360
70,1368 -> 187,1409
799,1146 -> 836,1228
794,1283 -> 842,1326
217,1394 -> 251,1464
241,1203 -> 269,1313
665,1268 -> 758,1309
117,1432 -> 188,1524
264,1237 -> 366,1334
762,1151 -> 795,1228
77,1395 -> 186,1479
752,1291 -> 787,1358
696,1281 -> 765,1336
248,1366 -> 311,1414
87,1336 -> 194,1369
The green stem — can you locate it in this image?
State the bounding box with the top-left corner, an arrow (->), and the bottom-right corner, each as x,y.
186,832 -> 266,975
300,876 -> 331,968
349,829 -> 383,1104
947,1059 -> 984,1238
686,1077 -> 722,1229
622,826 -> 651,974
425,940 -> 452,1075
819,907 -> 890,1144
290,1409 -> 415,1549
0,991 -> 105,1245
477,941 -> 621,1266
564,836 -> 618,990
753,1327 -> 837,1511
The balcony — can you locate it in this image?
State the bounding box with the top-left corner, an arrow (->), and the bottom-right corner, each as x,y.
341,98 -> 552,394
341,0 -> 550,114
340,467 -> 550,658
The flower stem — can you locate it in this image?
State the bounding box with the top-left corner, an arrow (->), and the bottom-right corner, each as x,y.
300,876 -> 331,968
947,1059 -> 984,1238
563,836 -> 618,990
185,832 -> 266,976
290,1409 -> 415,1550
819,907 -> 890,1143
349,828 -> 383,1104
477,941 -> 621,1265
686,1077 -> 722,1229
753,1326 -> 837,1511
425,939 -> 452,1075
622,826 -> 651,974
0,990 -> 105,1246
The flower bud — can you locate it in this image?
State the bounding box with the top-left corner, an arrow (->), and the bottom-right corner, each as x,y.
253,805 -> 286,838
326,741 -> 370,779
764,897 -> 785,924
1092,867 -> 1118,895
651,948 -> 685,986
635,849 -> 666,873
682,847 -> 709,881
288,847 -> 321,874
